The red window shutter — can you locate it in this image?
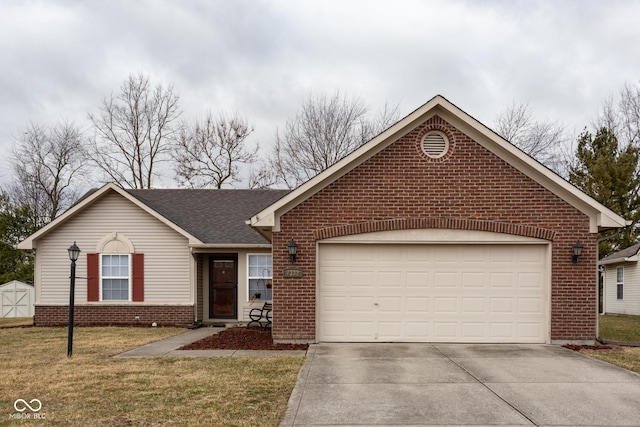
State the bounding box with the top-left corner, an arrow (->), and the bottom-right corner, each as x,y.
132,253 -> 144,302
87,253 -> 99,302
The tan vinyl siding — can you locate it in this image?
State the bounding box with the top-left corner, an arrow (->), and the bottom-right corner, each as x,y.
604,262 -> 640,315
35,191 -> 191,305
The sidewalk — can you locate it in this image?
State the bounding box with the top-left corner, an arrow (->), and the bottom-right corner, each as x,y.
114,327 -> 308,358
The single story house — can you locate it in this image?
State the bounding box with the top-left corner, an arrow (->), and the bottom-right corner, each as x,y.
0,280 -> 34,318
19,95 -> 628,344
598,243 -> 640,315
17,187 -> 289,326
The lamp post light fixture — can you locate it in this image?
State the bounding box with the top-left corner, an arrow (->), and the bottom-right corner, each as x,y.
67,242 -> 81,357
572,241 -> 584,264
287,240 -> 298,264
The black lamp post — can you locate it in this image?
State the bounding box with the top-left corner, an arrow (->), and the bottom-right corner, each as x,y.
67,242 -> 81,357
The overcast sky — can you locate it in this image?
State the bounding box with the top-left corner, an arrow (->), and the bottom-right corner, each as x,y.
1,0 -> 639,187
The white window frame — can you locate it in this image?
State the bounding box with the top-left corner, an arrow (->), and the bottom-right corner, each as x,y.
247,254 -> 273,302
100,253 -> 132,301
616,266 -> 624,300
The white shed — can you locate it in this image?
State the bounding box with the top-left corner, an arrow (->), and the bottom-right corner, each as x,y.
0,280 -> 34,318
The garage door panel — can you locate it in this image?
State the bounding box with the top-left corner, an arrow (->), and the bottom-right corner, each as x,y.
490,298 -> 514,313
433,322 -> 457,338
351,321 -> 375,338
406,271 -> 429,287
322,295 -> 347,312
406,297 -> 429,312
462,297 -> 485,313
351,271 -> 376,287
378,321 -> 402,339
351,297 -> 375,312
489,272 -> 515,288
490,323 -> 514,338
434,272 -> 458,287
462,272 -> 486,288
518,297 -> 542,313
378,296 -> 402,313
379,271 -> 402,288
406,322 -> 430,338
434,297 -> 457,313
406,246 -> 434,262
318,243 -> 548,343
518,272 -> 543,288
462,322 -> 485,338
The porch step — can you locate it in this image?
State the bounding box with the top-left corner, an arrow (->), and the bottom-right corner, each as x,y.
202,321 -> 247,328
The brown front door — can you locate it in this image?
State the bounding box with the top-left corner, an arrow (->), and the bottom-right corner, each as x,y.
209,256 -> 237,318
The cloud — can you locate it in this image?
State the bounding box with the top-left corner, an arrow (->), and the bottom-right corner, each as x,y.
1,0 -> 639,186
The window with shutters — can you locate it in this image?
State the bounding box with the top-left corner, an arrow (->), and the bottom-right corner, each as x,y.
421,131 -> 449,158
87,233 -> 144,302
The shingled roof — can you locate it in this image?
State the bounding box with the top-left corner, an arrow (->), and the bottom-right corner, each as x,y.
127,189 -> 290,245
599,242 -> 640,265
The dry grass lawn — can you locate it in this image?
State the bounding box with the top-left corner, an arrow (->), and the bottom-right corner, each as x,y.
0,327 -> 305,426
0,317 -> 33,328
578,314 -> 640,375
581,346 -> 640,375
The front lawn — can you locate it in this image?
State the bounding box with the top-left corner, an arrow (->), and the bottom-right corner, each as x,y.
0,317 -> 33,328
598,314 -> 640,343
579,314 -> 640,375
0,327 -> 305,426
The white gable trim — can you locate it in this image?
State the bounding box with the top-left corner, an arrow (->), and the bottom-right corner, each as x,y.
17,183 -> 202,250
249,95 -> 628,234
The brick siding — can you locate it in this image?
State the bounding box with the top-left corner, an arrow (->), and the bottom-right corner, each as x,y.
34,304 -> 194,326
271,115 -> 596,343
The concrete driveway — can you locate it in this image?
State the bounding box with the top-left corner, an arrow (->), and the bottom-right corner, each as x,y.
281,343 -> 640,426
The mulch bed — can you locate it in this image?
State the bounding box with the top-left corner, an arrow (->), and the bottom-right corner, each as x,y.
179,326 -> 309,351
563,344 -> 612,351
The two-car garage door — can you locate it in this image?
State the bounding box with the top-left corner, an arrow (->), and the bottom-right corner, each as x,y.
317,243 -> 549,343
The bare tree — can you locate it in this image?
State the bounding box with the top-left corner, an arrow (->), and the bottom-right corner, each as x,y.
9,121 -> 86,224
88,73 -> 181,189
493,101 -> 566,173
594,82 -> 640,148
271,91 -> 399,188
173,112 -> 258,189
247,163 -> 278,189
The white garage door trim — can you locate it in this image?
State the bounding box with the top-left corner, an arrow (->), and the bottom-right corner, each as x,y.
316,229 -> 551,343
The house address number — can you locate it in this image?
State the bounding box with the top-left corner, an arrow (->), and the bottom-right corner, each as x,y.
282,268 -> 304,278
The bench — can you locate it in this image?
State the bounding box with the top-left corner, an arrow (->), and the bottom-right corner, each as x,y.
248,302 -> 272,328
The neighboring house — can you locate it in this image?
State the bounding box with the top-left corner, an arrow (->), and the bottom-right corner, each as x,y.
19,95 -> 628,344
0,280 -> 34,318
599,243 -> 640,315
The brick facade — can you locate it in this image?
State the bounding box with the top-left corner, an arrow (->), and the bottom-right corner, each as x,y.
271,115 -> 596,343
34,304 -> 194,326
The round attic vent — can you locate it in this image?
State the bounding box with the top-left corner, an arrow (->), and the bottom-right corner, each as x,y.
421,132 -> 449,158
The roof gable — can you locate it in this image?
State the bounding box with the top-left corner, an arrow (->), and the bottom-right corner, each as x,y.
250,95 -> 628,234
18,183 -> 289,250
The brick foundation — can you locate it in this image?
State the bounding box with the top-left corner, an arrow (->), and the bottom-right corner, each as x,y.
34,304 -> 195,326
